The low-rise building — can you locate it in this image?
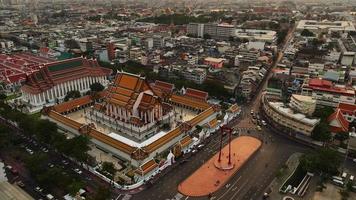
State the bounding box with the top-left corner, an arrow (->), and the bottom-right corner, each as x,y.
262,94 -> 320,136
301,78 -> 355,107
234,29 -> 276,42
203,57 -> 225,69
296,20 -> 356,34
289,94 -> 316,116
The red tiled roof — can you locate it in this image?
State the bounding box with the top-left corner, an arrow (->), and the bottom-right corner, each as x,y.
338,103 -> 356,115
306,78 -> 354,96
135,159 -> 158,176
185,88 -> 208,101
328,109 -> 349,132
170,94 -> 210,110
0,52 -> 54,84
21,57 -> 112,94
105,72 -> 158,109
53,95 -> 92,113
309,79 -> 333,87
154,80 -> 174,93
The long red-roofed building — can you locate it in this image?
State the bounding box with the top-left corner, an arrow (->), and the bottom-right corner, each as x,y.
0,52 -> 54,94
301,78 -> 355,107
184,88 -> 208,102
21,57 -> 112,113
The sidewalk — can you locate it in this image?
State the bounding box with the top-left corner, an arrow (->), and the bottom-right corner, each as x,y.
266,153 -> 301,200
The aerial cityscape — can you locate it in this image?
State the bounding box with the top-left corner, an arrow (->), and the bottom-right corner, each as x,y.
1,0 -> 356,200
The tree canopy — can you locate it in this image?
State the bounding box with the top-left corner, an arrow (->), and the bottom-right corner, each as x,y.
299,148 -> 341,176
90,82 -> 105,92
301,29 -> 315,37
312,121 -> 332,142
64,90 -> 81,101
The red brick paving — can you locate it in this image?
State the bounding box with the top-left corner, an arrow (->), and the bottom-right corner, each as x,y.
178,136 -> 262,197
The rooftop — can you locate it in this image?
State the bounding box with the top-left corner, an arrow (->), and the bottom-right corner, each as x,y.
269,102 -> 320,126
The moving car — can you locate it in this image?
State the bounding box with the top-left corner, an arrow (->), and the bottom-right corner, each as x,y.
74,168 -> 82,174
257,126 -> 262,131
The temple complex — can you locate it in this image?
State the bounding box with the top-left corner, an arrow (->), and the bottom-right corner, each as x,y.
42,71 -> 221,183
86,72 -> 174,140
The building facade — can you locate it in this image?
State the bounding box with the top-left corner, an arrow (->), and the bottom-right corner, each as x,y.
262,94 -> 320,136
21,57 -> 111,112
301,78 -> 355,108
289,94 -> 316,116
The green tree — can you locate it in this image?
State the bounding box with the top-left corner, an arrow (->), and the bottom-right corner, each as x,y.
277,29 -> 288,45
0,93 -> 6,102
68,135 -> 90,164
35,119 -> 58,144
300,148 -> 340,176
301,29 -> 315,37
101,161 -> 117,177
25,153 -> 49,175
90,82 -> 105,92
64,90 -> 81,101
203,34 -> 211,39
313,107 -> 335,120
0,124 -> 10,148
67,180 -> 85,196
312,121 -> 332,142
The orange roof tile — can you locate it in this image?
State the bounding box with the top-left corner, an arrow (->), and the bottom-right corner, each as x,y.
170,94 -> 210,110
135,159 -> 158,176
328,109 -> 349,132
53,95 -> 92,113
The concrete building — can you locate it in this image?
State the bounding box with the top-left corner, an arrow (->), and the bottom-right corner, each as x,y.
289,94 -> 316,116
235,29 -> 277,42
187,23 -> 235,39
187,23 -> 204,38
181,67 -> 207,84
296,20 -> 356,34
301,78 -> 355,108
262,94 -> 320,136
203,57 -> 225,68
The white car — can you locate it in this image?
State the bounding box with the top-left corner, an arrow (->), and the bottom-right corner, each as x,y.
353,158 -> 356,163
26,148 -> 34,155
74,168 -> 82,174
261,120 -> 267,126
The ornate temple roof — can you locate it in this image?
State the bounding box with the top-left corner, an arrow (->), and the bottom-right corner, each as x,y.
21,57 -> 112,94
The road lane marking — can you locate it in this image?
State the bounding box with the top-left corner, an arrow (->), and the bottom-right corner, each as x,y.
217,176 -> 242,200
229,180 -> 250,200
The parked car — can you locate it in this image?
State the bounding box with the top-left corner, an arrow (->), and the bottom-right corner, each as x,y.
35,186 -> 44,193
257,126 -> 262,131
74,168 -> 82,174
261,120 -> 267,126
25,148 -> 34,155
197,144 -> 205,150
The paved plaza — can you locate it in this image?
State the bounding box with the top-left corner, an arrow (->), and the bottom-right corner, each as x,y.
178,136 -> 262,197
